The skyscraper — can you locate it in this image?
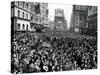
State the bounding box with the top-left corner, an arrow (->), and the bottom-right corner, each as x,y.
70,5 -> 88,33
54,9 -> 67,31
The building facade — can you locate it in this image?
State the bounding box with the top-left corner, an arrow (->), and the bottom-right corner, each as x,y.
70,5 -> 88,33
54,9 -> 67,31
30,2 -> 48,32
87,6 -> 97,35
11,1 -> 31,32
11,1 -> 48,32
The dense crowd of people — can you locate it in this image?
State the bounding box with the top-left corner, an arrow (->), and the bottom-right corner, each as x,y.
11,32 -> 97,74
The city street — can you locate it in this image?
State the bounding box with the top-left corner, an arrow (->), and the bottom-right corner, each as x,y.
11,1 -> 97,74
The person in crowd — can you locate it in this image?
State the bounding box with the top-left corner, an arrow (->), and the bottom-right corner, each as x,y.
11,32 -> 97,73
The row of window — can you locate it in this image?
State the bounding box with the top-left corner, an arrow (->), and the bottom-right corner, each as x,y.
17,23 -> 29,30
18,10 -> 28,19
17,10 -> 47,24
31,15 -> 43,23
75,6 -> 87,11
17,10 -> 43,22
17,1 -> 29,9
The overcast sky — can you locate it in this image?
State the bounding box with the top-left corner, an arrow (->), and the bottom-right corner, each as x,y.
48,3 -> 73,29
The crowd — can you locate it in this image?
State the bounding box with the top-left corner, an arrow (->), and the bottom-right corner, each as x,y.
11,32 -> 97,74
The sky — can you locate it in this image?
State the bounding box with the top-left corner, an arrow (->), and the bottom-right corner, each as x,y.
48,3 -> 73,29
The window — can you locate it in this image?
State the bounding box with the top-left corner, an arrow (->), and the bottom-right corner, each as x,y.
93,7 -> 97,12
27,14 -> 28,19
46,9 -> 48,15
22,24 -> 25,30
18,1 -> 20,6
22,2 -> 25,8
75,17 -> 78,25
26,3 -> 29,9
89,7 -> 92,10
31,15 -> 33,21
17,23 -> 20,29
26,24 -> 28,30
80,14 -> 82,20
23,12 -> 24,18
18,10 -> 20,17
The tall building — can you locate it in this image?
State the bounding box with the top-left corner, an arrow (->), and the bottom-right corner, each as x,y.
11,1 -> 48,32
87,6 -> 97,35
11,1 -> 31,32
70,5 -> 88,33
54,9 -> 67,31
30,2 -> 48,32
